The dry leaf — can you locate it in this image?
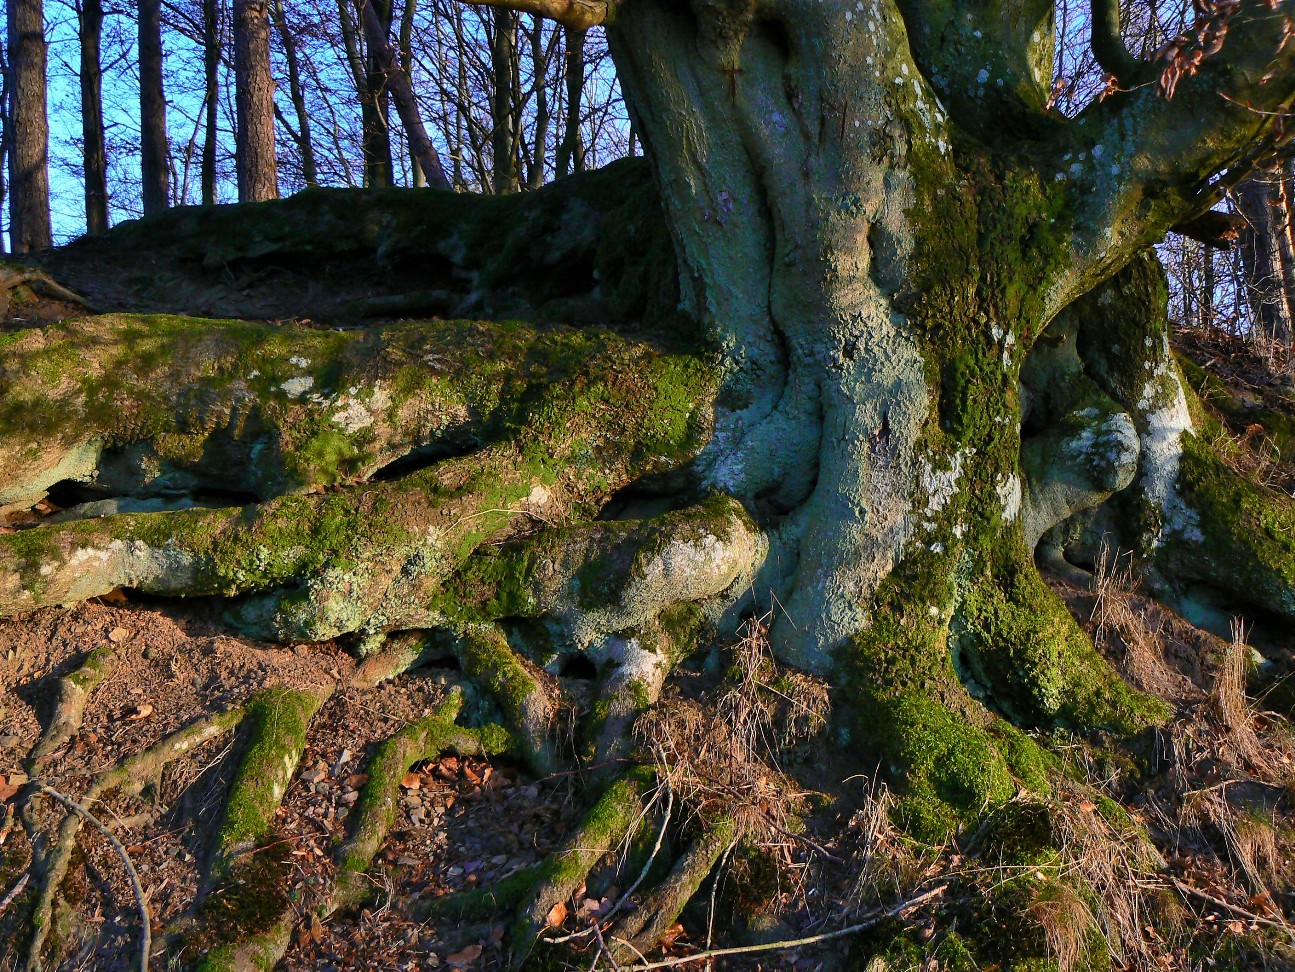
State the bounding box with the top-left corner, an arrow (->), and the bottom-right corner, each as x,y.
108,626 -> 131,643
401,771 -> 421,790
446,944 -> 482,967
0,777 -> 18,802
123,703 -> 154,722
545,901 -> 568,928
345,773 -> 370,788
1079,800 -> 1096,813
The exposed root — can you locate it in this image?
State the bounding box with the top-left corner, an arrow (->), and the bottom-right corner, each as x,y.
29,782 -> 151,972
509,767 -> 656,966
20,705 -> 247,970
206,687 -> 331,883
331,693 -> 511,910
25,647 -> 117,770
610,816 -> 737,955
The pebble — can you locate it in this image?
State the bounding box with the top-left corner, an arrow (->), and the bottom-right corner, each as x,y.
0,735 -> 19,750
301,767 -> 327,784
410,808 -> 427,824
405,795 -> 423,808
446,865 -> 464,876
341,790 -> 359,805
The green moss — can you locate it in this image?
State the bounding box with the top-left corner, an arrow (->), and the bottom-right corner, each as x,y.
1170,432 -> 1295,621
211,687 -> 326,880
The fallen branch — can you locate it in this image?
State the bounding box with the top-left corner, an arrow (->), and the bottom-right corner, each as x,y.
32,782 -> 152,972
622,882 -> 949,970
1169,876 -> 1295,938
0,870 -> 30,916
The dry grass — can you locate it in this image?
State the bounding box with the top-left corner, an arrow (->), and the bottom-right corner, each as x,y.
1091,542 -> 1193,700
635,615 -> 829,848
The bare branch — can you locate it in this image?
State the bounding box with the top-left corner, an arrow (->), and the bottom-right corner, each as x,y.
1090,0 -> 1154,87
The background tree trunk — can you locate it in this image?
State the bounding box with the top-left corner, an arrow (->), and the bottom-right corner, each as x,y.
555,25 -> 584,178
397,0 -> 422,187
138,0 -> 169,214
6,0 -> 51,251
489,7 -> 517,194
233,0 -> 279,201
272,0 -> 316,187
359,0 -> 394,186
0,35 -> 8,254
200,0 -> 220,205
1237,173 -> 1295,345
78,0 -> 107,234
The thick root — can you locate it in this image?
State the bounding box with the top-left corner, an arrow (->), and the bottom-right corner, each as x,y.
25,646 -> 117,770
207,687 -> 330,882
610,816 -> 737,956
331,694 -> 510,909
509,767 -> 656,966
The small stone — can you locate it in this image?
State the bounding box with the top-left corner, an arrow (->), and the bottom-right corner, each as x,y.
405,795 -> 423,808
446,865 -> 464,877
462,860 -> 480,874
341,790 -> 359,805
7,771 -> 28,786
301,767 -> 327,784
490,854 -> 508,866
0,735 -> 19,750
410,808 -> 427,824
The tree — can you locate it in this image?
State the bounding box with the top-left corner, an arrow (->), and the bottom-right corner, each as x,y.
1236,167 -> 1295,344
6,0 -> 51,251
6,0 -> 1295,968
201,0 -> 223,204
77,0 -> 109,233
138,0 -> 170,213
233,0 -> 279,200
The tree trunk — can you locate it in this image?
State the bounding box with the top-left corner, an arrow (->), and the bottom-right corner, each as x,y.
0,34 -> 10,254
1237,174 -> 1295,345
78,0 -> 107,234
555,24 -> 584,178
357,0 -> 450,189
489,7 -> 517,194
397,0 -> 421,187
138,0 -> 169,214
200,0 -> 220,205
357,0 -> 394,187
6,0 -> 51,251
272,0 -> 316,187
232,0 -> 278,201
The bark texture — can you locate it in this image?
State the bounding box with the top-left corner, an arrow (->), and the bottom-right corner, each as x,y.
233,0 -> 279,201
6,0 -> 51,251
77,0 -> 107,234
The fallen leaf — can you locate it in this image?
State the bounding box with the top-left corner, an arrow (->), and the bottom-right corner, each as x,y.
123,703 -> 154,722
0,778 -> 18,802
108,626 -> 132,643
545,901 -> 568,928
401,771 -> 421,790
1079,800 -> 1096,813
345,773 -> 370,788
446,944 -> 482,967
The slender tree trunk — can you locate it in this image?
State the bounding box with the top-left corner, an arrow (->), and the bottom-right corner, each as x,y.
7,0 -> 51,251
555,25 -> 584,178
271,0 -> 315,186
1237,174 -> 1295,345
396,0 -> 421,187
359,0 -> 393,186
525,18 -> 550,190
78,0 -> 107,234
201,0 -> 220,205
232,0 -> 278,201
489,8 -> 517,194
0,36 -> 9,254
138,0 -> 169,214
357,0 -> 449,188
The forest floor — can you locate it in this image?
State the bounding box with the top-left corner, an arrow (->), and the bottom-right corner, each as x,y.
6,242 -> 1295,970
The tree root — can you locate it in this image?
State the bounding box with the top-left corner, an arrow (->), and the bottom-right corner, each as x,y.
509,767 -> 657,966
20,705 -> 247,971
26,647 -> 117,770
330,693 -> 511,910
30,782 -> 151,972
610,816 -> 737,956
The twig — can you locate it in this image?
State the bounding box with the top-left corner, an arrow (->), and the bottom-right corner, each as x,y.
622,882 -> 949,970
0,870 -> 30,915
1169,876 -> 1295,937
33,782 -> 152,972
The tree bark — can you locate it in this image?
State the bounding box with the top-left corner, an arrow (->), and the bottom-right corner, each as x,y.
6,0 -> 51,251
272,0 -> 316,187
357,0 -> 394,186
78,0 -> 108,234
397,0 -> 421,187
233,0 -> 278,201
138,0 -> 169,214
